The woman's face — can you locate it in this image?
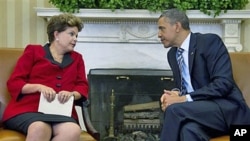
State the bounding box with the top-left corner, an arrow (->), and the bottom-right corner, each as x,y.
54,26 -> 79,52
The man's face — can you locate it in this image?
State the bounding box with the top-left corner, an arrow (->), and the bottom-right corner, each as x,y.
157,17 -> 178,48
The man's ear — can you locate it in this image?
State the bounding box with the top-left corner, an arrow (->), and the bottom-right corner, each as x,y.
175,22 -> 182,33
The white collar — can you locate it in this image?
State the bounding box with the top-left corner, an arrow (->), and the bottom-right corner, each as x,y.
180,33 -> 191,52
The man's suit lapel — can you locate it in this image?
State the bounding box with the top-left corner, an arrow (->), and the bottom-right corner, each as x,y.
168,33 -> 198,88
189,33 -> 197,74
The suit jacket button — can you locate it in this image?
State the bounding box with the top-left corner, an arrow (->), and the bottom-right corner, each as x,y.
56,83 -> 61,87
56,75 -> 62,79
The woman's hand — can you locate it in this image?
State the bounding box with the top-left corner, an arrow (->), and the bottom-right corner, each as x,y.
38,85 -> 56,102
57,91 -> 74,104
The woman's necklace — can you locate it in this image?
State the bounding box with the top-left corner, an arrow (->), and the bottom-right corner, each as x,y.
52,55 -> 63,63
50,47 -> 63,63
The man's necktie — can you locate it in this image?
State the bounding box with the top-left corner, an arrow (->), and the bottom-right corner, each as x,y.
177,48 -> 186,95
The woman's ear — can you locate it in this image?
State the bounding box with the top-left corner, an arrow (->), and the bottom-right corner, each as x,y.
54,31 -> 59,41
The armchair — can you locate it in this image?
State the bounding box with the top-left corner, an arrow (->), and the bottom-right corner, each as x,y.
210,52 -> 250,141
0,48 -> 99,141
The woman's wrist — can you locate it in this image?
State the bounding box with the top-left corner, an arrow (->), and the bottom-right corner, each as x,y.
71,92 -> 75,97
71,91 -> 81,100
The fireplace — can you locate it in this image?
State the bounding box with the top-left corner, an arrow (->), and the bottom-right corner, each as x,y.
87,68 -> 174,140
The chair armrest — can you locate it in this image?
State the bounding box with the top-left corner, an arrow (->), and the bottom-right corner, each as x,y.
0,102 -> 4,128
76,99 -> 100,141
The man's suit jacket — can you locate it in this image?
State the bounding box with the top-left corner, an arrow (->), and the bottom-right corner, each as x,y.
167,32 -> 249,127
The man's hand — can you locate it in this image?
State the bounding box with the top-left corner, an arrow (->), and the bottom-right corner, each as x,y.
160,89 -> 186,111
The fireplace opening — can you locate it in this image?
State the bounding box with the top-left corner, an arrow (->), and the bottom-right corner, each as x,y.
87,68 -> 174,140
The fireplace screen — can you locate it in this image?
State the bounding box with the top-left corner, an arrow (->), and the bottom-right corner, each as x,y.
87,68 -> 174,140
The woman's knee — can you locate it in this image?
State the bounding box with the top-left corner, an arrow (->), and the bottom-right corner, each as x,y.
53,122 -> 81,137
27,121 -> 52,140
28,121 -> 52,133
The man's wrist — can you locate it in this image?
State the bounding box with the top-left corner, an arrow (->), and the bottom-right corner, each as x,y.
185,94 -> 193,102
171,88 -> 181,95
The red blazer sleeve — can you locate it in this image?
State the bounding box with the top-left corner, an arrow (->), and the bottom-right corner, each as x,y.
72,52 -> 89,98
7,45 -> 43,101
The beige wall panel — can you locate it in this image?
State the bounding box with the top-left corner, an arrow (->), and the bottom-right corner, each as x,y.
21,0 -> 31,48
0,0 -> 51,48
36,0 -> 48,45
6,0 -> 15,48
29,0 -> 37,46
15,0 -> 23,48
0,1 -> 7,47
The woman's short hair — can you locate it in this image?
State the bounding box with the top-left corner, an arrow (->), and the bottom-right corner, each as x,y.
47,13 -> 84,43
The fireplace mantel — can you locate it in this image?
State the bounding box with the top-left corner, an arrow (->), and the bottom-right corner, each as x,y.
36,8 -> 250,22
35,8 -> 250,72
36,8 -> 250,52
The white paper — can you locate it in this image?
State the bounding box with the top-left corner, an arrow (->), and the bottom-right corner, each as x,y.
38,93 -> 74,117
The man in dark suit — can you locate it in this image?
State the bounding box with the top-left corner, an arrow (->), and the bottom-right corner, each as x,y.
158,8 -> 250,141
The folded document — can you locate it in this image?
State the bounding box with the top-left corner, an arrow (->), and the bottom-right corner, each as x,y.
38,93 -> 74,117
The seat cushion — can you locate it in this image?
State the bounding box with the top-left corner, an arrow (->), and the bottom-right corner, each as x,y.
80,131 -> 96,141
0,129 -> 26,141
210,135 -> 229,141
0,129 -> 96,141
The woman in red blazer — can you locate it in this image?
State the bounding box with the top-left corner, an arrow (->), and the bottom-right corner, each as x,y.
3,13 -> 88,141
